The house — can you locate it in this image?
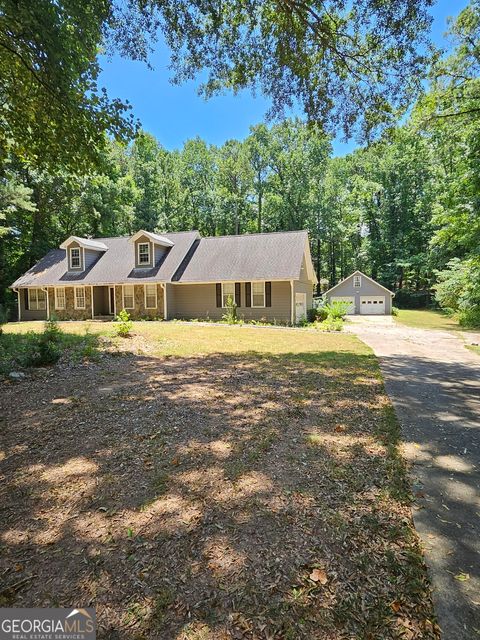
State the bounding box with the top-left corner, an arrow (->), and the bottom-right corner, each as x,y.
324,270 -> 394,315
10,230 -> 316,324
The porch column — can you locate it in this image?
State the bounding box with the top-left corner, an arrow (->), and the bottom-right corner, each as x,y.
14,288 -> 21,321
162,284 -> 168,320
290,280 -> 295,325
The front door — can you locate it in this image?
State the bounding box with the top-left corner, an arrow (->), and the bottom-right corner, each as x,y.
295,292 -> 307,323
109,286 -> 115,315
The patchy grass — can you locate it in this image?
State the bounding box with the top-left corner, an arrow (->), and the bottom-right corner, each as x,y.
3,320 -> 358,358
0,323 -> 100,376
0,322 -> 438,639
394,308 -> 480,333
394,309 -> 462,331
466,344 -> 480,356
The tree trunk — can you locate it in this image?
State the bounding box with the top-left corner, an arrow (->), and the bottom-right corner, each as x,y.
257,174 -> 263,232
329,238 -> 336,287
315,236 -> 321,295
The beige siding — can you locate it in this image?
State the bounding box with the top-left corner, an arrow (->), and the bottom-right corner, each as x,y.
294,280 -> 314,311
115,284 -> 164,319
67,240 -> 84,271
169,281 -> 292,323
134,235 -> 154,269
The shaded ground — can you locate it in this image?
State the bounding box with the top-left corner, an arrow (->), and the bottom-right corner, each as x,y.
1,324 -> 438,639
347,317 -> 480,640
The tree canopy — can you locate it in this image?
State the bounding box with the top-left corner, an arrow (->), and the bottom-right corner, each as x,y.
2,1 -> 480,325
0,0 -> 434,172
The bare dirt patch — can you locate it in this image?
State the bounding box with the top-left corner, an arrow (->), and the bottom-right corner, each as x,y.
0,330 -> 439,639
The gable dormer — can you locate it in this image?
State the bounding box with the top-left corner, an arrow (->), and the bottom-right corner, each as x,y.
130,231 -> 174,269
59,236 -> 108,272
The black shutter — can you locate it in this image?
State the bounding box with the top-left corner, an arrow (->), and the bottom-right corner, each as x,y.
216,283 -> 222,308
235,283 -> 241,307
245,282 -> 251,307
24,289 -> 29,310
265,281 -> 272,307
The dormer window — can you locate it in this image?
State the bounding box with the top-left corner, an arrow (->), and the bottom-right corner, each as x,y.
353,275 -> 361,288
70,247 -> 81,270
138,243 -> 150,265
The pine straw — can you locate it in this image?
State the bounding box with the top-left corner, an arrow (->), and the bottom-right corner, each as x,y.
0,328 -> 439,639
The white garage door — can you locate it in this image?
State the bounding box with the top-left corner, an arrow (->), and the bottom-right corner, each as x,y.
331,296 -> 355,315
360,296 -> 385,315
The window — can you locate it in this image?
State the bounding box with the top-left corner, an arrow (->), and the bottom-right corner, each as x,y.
28,288 -> 46,311
123,285 -> 134,309
222,282 -> 235,307
138,243 -> 150,265
74,286 -> 86,309
55,287 -> 65,310
70,247 -> 81,269
251,282 -> 265,307
144,284 -> 157,309
353,275 -> 361,288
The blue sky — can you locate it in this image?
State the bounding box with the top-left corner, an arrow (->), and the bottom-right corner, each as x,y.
98,0 -> 467,156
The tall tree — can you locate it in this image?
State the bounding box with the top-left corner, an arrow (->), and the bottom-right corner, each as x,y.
216,140 -> 253,235
0,0 -> 137,171
0,0 -> 434,174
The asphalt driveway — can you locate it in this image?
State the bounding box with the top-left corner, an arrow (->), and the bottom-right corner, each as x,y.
346,316 -> 480,639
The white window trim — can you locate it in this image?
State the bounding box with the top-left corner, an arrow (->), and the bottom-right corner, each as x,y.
144,284 -> 157,309
69,246 -> 82,270
28,288 -> 36,310
55,287 -> 66,310
122,284 -> 135,310
353,275 -> 361,288
221,282 -> 236,308
74,286 -> 86,309
138,242 -> 151,265
28,288 -> 46,311
251,281 -> 266,308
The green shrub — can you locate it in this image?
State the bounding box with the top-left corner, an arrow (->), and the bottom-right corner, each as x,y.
434,258 -> 480,327
307,306 -> 328,323
317,318 -> 344,332
324,300 -> 350,319
115,309 -> 133,337
222,295 -> 238,324
25,320 -> 63,366
43,316 -> 61,341
391,306 -> 399,316
36,337 -> 62,365
458,306 -> 480,327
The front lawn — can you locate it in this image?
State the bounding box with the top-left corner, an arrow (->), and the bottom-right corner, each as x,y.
0,322 -> 438,639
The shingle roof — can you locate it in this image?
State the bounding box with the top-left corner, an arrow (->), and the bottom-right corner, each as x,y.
173,230 -> 309,282
11,232 -> 200,287
11,229 -> 314,288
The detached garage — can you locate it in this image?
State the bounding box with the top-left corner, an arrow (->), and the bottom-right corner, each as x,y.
324,271 -> 394,315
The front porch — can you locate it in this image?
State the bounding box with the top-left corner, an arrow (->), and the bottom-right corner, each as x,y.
17,283 -> 165,322
93,285 -> 115,319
